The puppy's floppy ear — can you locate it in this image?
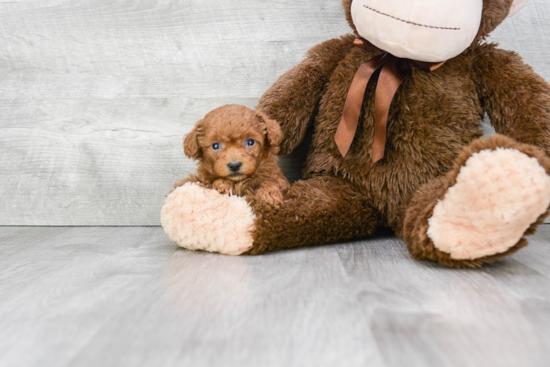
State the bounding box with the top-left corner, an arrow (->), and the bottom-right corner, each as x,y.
183,119 -> 204,159
256,111 -> 283,154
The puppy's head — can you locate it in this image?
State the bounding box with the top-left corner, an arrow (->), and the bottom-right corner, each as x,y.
183,104 -> 283,182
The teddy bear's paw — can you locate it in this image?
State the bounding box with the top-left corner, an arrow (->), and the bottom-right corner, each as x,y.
427,148 -> 550,260
161,183 -> 256,255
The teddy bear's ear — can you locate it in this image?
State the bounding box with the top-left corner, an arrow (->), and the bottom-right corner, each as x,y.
508,0 -> 528,17
183,120 -> 204,159
256,111 -> 283,155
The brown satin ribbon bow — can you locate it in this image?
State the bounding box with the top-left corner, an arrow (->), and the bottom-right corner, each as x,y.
334,38 -> 446,162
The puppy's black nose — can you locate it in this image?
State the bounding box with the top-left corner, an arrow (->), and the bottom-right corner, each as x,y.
227,162 -> 242,172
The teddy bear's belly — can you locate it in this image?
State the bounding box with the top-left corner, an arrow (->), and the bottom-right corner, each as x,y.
304,64 -> 484,227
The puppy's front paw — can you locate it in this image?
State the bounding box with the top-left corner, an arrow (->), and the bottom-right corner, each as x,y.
196,181 -> 212,190
212,179 -> 235,195
255,185 -> 284,206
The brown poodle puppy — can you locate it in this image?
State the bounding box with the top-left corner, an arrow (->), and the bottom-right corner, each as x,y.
175,104 -> 290,205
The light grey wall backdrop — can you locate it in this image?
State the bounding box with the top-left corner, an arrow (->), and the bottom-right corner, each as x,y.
1,0 -> 549,225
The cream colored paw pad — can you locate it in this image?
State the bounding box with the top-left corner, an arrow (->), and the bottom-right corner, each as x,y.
161,183 -> 256,255
428,148 -> 550,260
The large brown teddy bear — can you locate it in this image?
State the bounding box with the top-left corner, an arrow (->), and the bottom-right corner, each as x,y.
161,0 -> 550,268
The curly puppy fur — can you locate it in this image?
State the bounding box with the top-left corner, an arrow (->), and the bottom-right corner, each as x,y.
176,104 -> 290,205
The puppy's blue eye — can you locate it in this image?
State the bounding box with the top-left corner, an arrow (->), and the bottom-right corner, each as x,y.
246,139 -> 255,147
212,143 -> 221,150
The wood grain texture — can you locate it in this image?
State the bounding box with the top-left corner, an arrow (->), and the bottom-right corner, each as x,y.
0,0 -> 549,225
1,225 -> 550,367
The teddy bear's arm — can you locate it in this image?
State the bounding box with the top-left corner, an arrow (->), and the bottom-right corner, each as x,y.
474,44 -> 550,155
256,34 -> 356,155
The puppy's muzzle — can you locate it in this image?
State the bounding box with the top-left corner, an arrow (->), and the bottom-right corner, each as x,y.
227,161 -> 243,172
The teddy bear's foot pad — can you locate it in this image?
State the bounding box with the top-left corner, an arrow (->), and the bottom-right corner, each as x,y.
428,148 -> 550,260
161,183 -> 256,255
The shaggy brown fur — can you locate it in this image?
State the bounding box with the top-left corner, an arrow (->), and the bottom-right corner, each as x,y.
240,0 -> 550,267
245,175 -> 381,255
176,105 -> 290,205
403,135 -> 550,268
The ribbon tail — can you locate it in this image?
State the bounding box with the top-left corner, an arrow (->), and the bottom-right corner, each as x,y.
335,56 -> 385,157
371,59 -> 409,163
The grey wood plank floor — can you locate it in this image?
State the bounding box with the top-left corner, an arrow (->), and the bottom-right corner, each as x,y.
1,226 -> 550,367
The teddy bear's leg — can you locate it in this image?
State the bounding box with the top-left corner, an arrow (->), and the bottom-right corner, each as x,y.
403,135 -> 550,268
245,175 -> 380,254
161,176 -> 380,255
161,182 -> 257,255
